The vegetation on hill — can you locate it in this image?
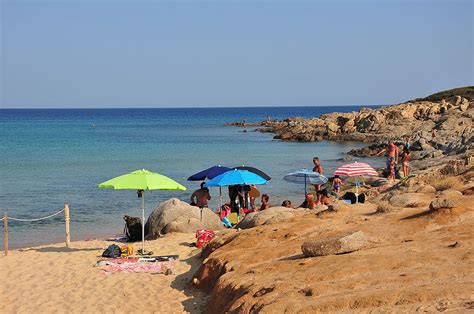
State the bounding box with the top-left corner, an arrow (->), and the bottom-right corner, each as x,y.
414,86 -> 474,102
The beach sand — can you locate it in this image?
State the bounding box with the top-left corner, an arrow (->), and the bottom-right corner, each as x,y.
1,233 -> 206,313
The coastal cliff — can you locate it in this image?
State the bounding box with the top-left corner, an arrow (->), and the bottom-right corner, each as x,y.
229,86 -> 474,160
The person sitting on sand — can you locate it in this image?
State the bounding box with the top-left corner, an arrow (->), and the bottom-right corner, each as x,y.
281,200 -> 293,208
299,194 -> 315,209
190,182 -> 211,208
312,157 -> 324,191
318,189 -> 332,205
259,194 -> 270,211
219,203 -> 232,228
402,147 -> 411,177
332,175 -> 342,194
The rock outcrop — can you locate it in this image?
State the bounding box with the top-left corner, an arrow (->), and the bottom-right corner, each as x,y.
228,87 -> 474,159
144,198 -> 224,239
236,207 -> 296,229
389,193 -> 431,208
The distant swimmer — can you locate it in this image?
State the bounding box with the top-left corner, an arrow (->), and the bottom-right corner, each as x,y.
91,124 -> 96,128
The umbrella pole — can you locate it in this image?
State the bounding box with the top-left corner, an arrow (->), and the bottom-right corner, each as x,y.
219,187 -> 223,211
142,191 -> 145,253
356,178 -> 359,204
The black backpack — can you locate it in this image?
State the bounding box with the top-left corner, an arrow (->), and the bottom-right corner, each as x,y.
123,215 -> 143,242
102,244 -> 121,258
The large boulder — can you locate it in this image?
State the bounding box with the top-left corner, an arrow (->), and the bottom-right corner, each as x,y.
236,207 -> 295,229
145,198 -> 224,239
302,231 -> 368,257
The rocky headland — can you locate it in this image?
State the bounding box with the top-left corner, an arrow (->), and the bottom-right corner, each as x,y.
228,86 -> 474,175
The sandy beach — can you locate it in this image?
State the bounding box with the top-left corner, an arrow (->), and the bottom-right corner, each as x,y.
1,233 -> 207,313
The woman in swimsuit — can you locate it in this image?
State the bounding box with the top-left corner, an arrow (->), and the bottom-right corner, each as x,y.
402,147 -> 411,177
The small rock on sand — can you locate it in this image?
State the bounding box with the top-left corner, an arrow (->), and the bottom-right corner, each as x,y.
301,231 -> 368,257
429,198 -> 457,211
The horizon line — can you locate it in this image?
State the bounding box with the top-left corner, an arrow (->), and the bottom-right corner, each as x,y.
0,103 -> 382,110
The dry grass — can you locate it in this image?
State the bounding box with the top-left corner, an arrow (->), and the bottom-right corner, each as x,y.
432,176 -> 465,191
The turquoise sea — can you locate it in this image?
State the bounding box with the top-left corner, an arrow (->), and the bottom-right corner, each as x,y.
0,106 -> 383,248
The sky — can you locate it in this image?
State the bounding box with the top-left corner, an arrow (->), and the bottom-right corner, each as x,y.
1,0 -> 472,108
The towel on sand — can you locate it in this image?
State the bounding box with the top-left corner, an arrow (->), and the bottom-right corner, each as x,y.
98,260 -> 174,275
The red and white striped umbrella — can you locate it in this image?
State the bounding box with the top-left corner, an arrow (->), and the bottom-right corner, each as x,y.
334,162 -> 378,177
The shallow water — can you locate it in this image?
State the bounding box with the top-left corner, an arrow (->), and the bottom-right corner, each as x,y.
0,106 -> 383,248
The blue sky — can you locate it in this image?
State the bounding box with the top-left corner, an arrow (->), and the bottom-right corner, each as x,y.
1,0 -> 472,108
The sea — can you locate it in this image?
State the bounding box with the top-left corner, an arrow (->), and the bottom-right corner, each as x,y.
0,106 -> 384,248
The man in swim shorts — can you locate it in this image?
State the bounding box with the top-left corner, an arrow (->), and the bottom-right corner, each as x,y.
190,182 -> 211,208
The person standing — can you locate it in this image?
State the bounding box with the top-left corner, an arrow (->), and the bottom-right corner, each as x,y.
388,158 -> 396,182
312,157 -> 324,191
332,175 -> 342,194
402,147 -> 411,177
190,182 -> 211,208
377,141 -> 399,177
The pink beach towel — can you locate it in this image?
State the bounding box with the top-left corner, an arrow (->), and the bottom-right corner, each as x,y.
99,261 -> 174,275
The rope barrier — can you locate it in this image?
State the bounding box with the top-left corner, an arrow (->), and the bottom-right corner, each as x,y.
5,208 -> 65,222
3,204 -> 71,255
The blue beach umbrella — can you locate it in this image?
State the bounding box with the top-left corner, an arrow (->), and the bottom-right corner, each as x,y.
233,165 -> 271,181
284,169 -> 328,195
204,169 -> 268,187
187,165 -> 232,181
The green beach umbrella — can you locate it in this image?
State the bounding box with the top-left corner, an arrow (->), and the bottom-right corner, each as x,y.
97,169 -> 187,253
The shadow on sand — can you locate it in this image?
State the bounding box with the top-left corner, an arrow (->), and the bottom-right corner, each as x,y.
401,209 -> 433,220
170,253 -> 209,313
22,247 -> 102,253
278,253 -> 306,261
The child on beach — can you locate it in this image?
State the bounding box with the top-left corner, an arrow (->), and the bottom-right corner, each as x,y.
332,175 -> 342,194
259,194 -> 270,211
219,203 -> 232,228
281,200 -> 293,208
402,147 -> 411,177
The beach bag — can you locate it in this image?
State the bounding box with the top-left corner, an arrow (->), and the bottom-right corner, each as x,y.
123,215 -> 142,242
195,229 -> 215,248
102,244 -> 122,258
342,192 -> 357,204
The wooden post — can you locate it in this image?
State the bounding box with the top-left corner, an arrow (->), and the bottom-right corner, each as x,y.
64,203 -> 70,248
4,210 -> 8,256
